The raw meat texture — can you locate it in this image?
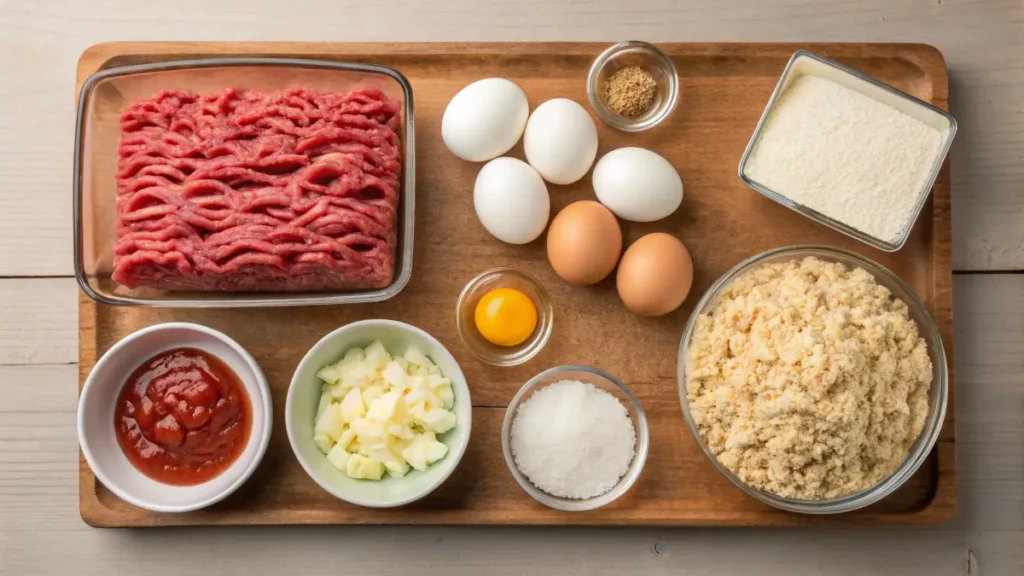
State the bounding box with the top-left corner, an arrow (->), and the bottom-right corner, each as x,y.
112,86 -> 402,292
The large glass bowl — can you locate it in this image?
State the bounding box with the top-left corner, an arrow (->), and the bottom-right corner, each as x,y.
677,245 -> 948,514
502,365 -> 649,511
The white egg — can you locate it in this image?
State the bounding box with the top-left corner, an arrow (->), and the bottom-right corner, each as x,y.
523,98 -> 599,185
442,78 -> 529,162
593,147 -> 683,222
474,158 -> 550,244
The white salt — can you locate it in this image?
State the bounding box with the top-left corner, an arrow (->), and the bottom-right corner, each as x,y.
510,379 -> 636,499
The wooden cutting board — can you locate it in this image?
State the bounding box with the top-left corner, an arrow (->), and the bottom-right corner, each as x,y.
77,42 -> 955,527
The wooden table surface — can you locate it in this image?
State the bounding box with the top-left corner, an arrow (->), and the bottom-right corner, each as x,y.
0,0 -> 1020,574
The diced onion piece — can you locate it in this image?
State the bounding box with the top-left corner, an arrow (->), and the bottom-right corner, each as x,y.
313,340 -> 457,481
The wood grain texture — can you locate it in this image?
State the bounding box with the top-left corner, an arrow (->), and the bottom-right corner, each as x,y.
955,274 -> 1024,576
5,273 -> 1023,572
14,272 -> 1024,573
0,364 -> 80,535
0,0 -> 1020,571
0,278 -> 78,366
0,0 -> 1022,275
968,532 -> 1024,576
73,42 -> 955,527
957,274 -> 1024,534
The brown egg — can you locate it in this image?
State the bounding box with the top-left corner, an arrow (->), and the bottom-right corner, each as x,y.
546,200 -> 623,285
616,233 -> 694,316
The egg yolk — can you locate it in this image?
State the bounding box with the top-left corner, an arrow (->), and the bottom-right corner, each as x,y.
474,288 -> 538,347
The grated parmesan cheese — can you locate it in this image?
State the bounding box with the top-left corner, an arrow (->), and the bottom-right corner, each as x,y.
744,75 -> 943,243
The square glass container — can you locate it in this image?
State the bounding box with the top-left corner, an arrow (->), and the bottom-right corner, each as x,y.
737,50 -> 956,252
74,57 -> 415,307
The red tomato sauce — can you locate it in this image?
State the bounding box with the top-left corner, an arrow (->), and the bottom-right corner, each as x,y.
114,347 -> 251,486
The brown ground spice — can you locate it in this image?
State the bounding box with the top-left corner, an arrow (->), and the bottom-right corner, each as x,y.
604,66 -> 657,117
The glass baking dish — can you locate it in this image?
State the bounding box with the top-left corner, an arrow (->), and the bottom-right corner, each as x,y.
737,50 -> 956,252
74,57 -> 415,307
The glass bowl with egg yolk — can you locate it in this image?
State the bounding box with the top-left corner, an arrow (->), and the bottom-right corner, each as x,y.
456,268 -> 553,367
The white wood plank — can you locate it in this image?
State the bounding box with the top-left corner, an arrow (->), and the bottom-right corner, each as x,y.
955,275 -> 1024,576
957,274 -> 1024,533
0,365 -> 79,532
0,0 -> 1021,274
0,526 -> 969,576
968,532 -> 1024,576
0,363 -> 77,412
0,278 -> 78,365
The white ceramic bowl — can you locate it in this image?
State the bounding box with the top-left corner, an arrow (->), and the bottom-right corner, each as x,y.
286,319 -> 472,508
77,322 -> 272,513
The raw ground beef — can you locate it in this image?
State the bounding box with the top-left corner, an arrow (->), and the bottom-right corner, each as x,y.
112,86 -> 402,292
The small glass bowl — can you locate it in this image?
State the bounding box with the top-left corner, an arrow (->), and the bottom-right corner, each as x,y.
501,365 -> 650,511
678,245 -> 949,514
455,268 -> 553,367
586,41 -> 679,132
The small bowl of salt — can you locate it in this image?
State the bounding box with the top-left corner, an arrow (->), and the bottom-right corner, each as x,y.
501,365 -> 649,511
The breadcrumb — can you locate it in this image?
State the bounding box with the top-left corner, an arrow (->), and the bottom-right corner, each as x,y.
685,257 -> 932,500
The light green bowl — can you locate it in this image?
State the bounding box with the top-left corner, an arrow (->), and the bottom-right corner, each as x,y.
286,319 -> 472,508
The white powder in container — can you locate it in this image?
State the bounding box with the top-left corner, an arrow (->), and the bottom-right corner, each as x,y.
510,380 -> 636,499
744,74 -> 943,243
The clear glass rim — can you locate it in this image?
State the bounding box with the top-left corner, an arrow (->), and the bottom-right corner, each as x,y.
736,50 -> 957,252
454,267 -> 554,367
676,244 -> 949,514
500,364 -> 651,512
73,57 -> 416,307
586,40 -> 679,132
